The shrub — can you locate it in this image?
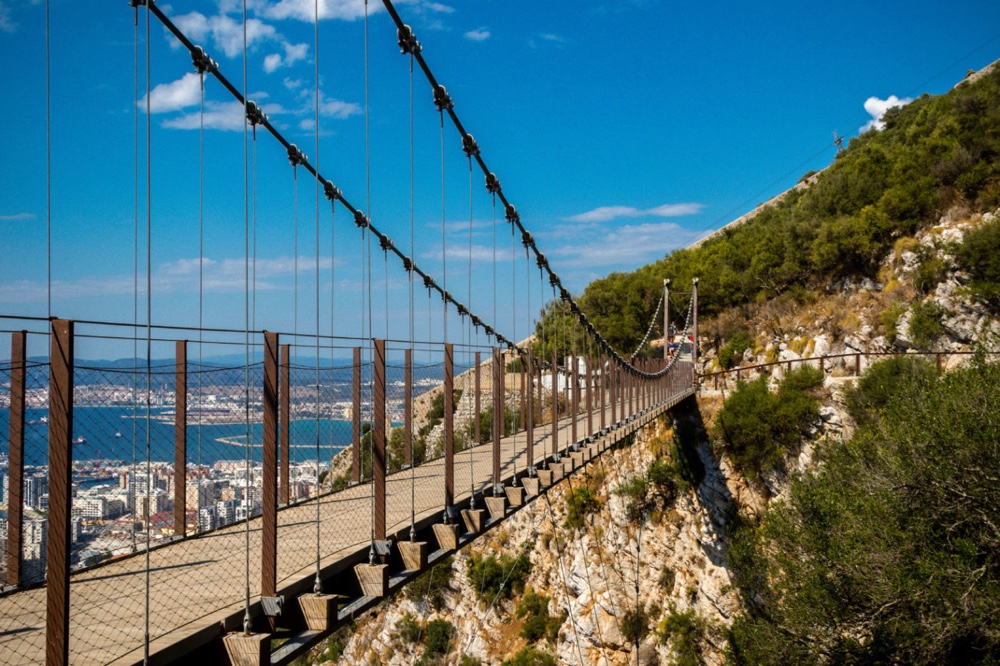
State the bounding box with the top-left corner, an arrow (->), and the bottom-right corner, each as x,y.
880,301 -> 908,341
394,612 -> 422,644
657,609 -> 707,666
957,217 -> 1000,307
659,566 -> 676,594
458,656 -> 482,666
619,606 -> 651,644
718,332 -> 755,370
423,619 -> 453,656
908,301 -> 944,347
516,590 -> 565,644
564,486 -> 601,530
501,647 -> 558,666
715,368 -> 821,479
466,550 -> 531,602
615,476 -> 650,522
844,355 -> 937,427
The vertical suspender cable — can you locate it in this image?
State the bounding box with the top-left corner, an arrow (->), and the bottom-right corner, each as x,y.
364,0 -> 376,561
467,154 -> 475,508
525,229 -> 532,476
45,0 -> 51,319
510,215 -> 517,483
241,0 -> 252,637
130,0 -> 139,557
312,0 -> 322,595
408,48 -> 416,541
197,58 -> 206,531
143,2 -> 153,660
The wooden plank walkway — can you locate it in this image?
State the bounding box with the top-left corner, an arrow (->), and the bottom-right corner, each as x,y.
0,381 -> 694,665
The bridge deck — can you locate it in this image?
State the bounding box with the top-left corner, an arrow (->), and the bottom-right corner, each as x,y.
0,384 -> 694,665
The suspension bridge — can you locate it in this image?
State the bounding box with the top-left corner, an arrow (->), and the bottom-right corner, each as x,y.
0,1 -> 701,664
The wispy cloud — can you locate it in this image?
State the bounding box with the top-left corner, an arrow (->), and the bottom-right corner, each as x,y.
563,202 -> 703,223
464,28 -> 490,42
264,41 -> 309,73
162,100 -> 247,131
264,0 -> 382,22
0,212 -> 36,221
529,32 -> 568,48
0,1 -> 16,33
860,95 -> 912,132
173,11 -> 278,58
548,221 -> 701,269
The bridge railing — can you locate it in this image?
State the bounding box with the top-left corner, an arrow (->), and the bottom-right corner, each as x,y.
0,315 -> 696,665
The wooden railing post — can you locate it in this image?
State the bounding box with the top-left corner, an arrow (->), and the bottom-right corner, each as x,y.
373,339 -> 386,542
444,343 -> 455,517
610,364 -> 617,424
600,355 -> 606,432
352,347 -> 361,484
474,352 -> 481,445
261,331 -> 279,599
586,357 -> 593,438
855,353 -> 861,377
404,349 -> 413,467
279,343 -> 290,503
526,351 -> 535,471
551,349 -> 559,459
174,340 -> 188,538
45,319 -> 73,666
492,348 -> 503,494
571,353 -> 578,446
6,331 -> 26,587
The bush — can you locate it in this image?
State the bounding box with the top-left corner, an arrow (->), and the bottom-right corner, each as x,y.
405,556 -> 454,610
423,619 -> 453,656
844,355 -> 937,427
957,217 -> 1000,307
564,486 -> 601,530
727,359 -> 1000,664
516,590 -> 565,644
394,612 -> 422,644
615,476 -> 650,522
718,332 -> 755,370
658,609 -> 707,666
619,606 -> 651,644
658,566 -> 676,594
715,367 -> 821,479
466,550 -> 531,602
908,301 -> 944,347
501,647 -> 558,666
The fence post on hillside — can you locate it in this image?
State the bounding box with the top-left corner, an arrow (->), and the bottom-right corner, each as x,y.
373,339 -> 386,543
352,347 -> 361,484
45,319 -> 73,666
6,330 -> 26,587
474,352 -> 481,445
280,344 -> 290,503
855,353 -> 861,377
444,343 -> 455,520
174,340 -> 188,538
405,349 -> 413,468
261,331 -> 279,601
492,347 -> 503,494
936,353 -> 943,373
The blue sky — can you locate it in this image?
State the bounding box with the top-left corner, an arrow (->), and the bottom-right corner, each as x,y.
1,0 -> 999,360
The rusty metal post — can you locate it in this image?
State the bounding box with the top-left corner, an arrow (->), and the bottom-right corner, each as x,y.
492,348 -> 503,493
444,343 -> 455,516
474,352 -> 481,444
405,349 -> 413,467
373,339 -> 386,541
174,340 -> 188,538
6,331 -> 26,587
551,349 -> 559,458
261,332 -> 279,598
855,353 -> 861,377
936,353 -> 942,373
610,363 -> 617,424
520,358 -> 526,433
571,353 -> 578,446
600,355 -> 606,432
526,351 -> 535,472
352,347 -> 361,484
279,344 -> 290,503
45,319 -> 73,666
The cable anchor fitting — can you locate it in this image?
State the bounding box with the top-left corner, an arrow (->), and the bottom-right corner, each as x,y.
433,85 -> 453,112
245,100 -> 267,126
354,210 -> 370,229
378,234 -> 393,253
323,180 -> 341,202
536,253 -> 548,269
397,24 -> 422,55
521,230 -> 533,248
549,273 -> 560,288
485,172 -> 501,194
423,275 -> 435,290
504,204 -> 519,225
402,257 -> 414,272
462,134 -> 480,157
287,144 -> 308,167
191,46 -> 218,74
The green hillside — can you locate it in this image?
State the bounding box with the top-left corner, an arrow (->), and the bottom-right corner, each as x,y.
535,63 -> 1000,357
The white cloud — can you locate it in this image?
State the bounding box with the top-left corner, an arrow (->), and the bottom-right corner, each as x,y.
860,95 -> 913,132
564,202 -> 703,223
422,2 -> 455,14
549,221 -> 701,268
0,212 -> 35,221
265,0 -> 381,22
283,77 -> 303,90
264,41 -> 309,73
464,28 -> 490,42
318,94 -> 361,118
173,11 -> 278,58
139,72 -> 203,114
162,100 -> 247,131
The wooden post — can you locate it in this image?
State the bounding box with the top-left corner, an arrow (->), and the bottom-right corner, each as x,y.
444,344 -> 455,515
610,363 -> 617,424
692,277 -> 699,390
279,344 -> 290,503
174,340 -> 188,538
373,339 -> 386,541
474,352 -> 481,444
526,351 -> 534,470
261,332 -> 279,599
663,279 -> 670,360
45,319 -> 73,666
492,348 -> 503,493
600,355 -> 606,432
551,349 -> 559,458
6,331 -> 26,587
854,353 -> 861,377
586,358 -> 593,438
404,349 -> 413,467
571,353 -> 578,446
352,346 -> 361,484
